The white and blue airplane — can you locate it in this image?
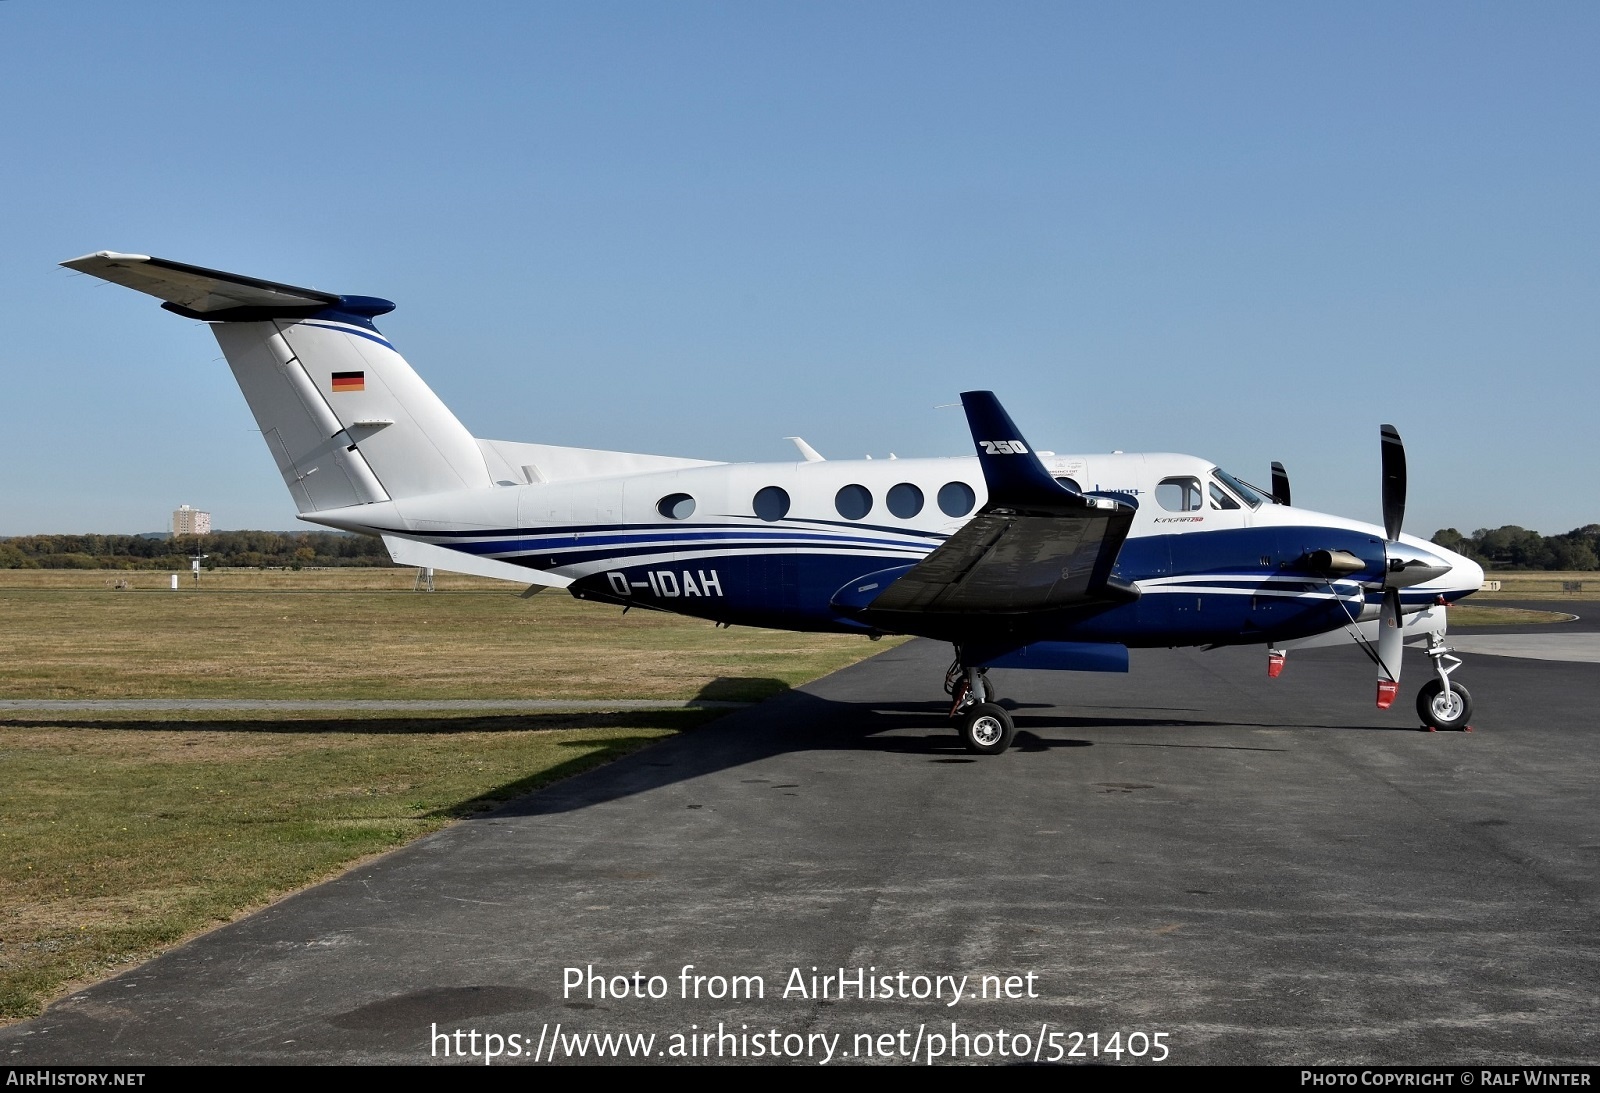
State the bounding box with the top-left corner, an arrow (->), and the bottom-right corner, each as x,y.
63,251 -> 1485,753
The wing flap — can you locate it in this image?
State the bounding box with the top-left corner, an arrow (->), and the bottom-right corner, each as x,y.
861,510 -> 1133,616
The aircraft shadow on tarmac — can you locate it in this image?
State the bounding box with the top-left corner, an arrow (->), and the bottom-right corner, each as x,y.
490,685 -> 1412,816
6,675 -> 1432,821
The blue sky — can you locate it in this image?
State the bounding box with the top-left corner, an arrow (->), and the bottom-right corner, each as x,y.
4,2 -> 1596,536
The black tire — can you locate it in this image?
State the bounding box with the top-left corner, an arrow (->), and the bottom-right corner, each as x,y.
961,702 -> 1015,755
1416,679 -> 1473,730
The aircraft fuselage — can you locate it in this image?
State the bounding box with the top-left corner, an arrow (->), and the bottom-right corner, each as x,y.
307,450 -> 1483,647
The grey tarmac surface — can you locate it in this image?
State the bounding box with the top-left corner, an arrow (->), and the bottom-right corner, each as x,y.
4,618 -> 1598,1066
1449,599 -> 1600,663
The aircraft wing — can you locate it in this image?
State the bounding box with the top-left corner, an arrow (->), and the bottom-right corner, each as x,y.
845,392 -> 1137,625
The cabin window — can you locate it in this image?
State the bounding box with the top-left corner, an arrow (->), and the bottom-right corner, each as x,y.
887,483 -> 924,519
752,485 -> 790,522
938,481 -> 976,517
657,493 -> 696,520
1208,482 -> 1241,510
835,484 -> 873,520
1156,477 -> 1202,512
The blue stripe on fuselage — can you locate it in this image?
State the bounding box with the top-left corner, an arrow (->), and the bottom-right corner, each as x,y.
431,522 -> 1453,646
441,524 -> 935,559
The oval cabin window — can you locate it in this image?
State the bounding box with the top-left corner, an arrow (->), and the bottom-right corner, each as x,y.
937,481 -> 976,517
834,484 -> 873,520
657,493 -> 696,519
752,486 -> 791,522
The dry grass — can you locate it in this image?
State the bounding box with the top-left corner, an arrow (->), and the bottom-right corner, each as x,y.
1474,571 -> 1600,601
0,710 -> 703,1021
1446,604 -> 1577,627
0,569 -> 902,1020
0,569 -> 893,701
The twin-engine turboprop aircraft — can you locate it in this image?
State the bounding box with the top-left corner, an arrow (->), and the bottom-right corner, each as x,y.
63,251 -> 1485,754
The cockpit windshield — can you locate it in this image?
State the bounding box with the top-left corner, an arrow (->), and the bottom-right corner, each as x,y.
1211,468 -> 1269,509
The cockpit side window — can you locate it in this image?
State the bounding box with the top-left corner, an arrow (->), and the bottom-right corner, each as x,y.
1208,482 -> 1241,510
1156,477 -> 1203,512
1211,467 -> 1268,509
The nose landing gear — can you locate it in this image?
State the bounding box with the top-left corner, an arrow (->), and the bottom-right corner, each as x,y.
1418,633 -> 1472,731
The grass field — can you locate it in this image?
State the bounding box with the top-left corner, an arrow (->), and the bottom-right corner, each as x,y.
1446,604 -> 1578,627
1473,570 -> 1600,601
0,569 -> 897,1020
0,568 -> 885,702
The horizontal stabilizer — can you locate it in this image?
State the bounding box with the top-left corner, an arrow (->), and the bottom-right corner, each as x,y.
60,251 -> 392,322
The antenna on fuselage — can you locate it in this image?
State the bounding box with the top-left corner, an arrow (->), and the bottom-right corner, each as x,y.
785,437 -> 825,462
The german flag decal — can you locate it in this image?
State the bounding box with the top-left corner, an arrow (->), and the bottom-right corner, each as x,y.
331,371 -> 365,393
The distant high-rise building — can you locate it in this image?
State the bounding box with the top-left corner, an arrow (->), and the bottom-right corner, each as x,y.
172,505 -> 211,536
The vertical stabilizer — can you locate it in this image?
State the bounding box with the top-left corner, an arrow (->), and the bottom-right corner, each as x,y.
61,252 -> 493,510
212,321 -> 392,512
221,316 -> 493,504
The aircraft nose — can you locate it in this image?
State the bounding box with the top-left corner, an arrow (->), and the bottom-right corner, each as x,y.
1447,548 -> 1485,596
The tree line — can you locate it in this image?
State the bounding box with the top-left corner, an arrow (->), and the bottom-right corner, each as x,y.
1430,525 -> 1600,571
0,531 -> 397,570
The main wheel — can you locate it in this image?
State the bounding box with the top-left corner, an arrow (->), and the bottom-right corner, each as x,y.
1416,679 -> 1473,731
960,702 -> 1015,755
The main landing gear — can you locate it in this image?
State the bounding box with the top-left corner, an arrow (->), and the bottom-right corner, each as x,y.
945,660 -> 1013,755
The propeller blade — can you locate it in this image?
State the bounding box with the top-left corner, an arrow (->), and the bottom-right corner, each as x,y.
1376,587 -> 1403,709
1380,424 -> 1406,542
1270,461 -> 1291,506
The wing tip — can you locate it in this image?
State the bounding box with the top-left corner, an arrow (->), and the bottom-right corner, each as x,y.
61,251 -> 153,271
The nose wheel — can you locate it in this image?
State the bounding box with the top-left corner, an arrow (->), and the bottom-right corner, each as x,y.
1417,633 -> 1473,731
1417,679 -> 1473,731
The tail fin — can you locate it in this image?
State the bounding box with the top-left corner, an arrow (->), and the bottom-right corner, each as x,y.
62,252 -> 491,511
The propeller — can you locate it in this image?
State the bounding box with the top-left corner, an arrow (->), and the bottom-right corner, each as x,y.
1380,424 -> 1405,542
1299,425 -> 1449,708
1270,461 -> 1291,506
1375,424 -> 1407,708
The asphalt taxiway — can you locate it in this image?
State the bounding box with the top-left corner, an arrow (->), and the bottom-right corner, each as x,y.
4,611 -> 1597,1066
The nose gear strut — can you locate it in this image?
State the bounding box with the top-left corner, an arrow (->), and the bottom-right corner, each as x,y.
1417,631 -> 1472,731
